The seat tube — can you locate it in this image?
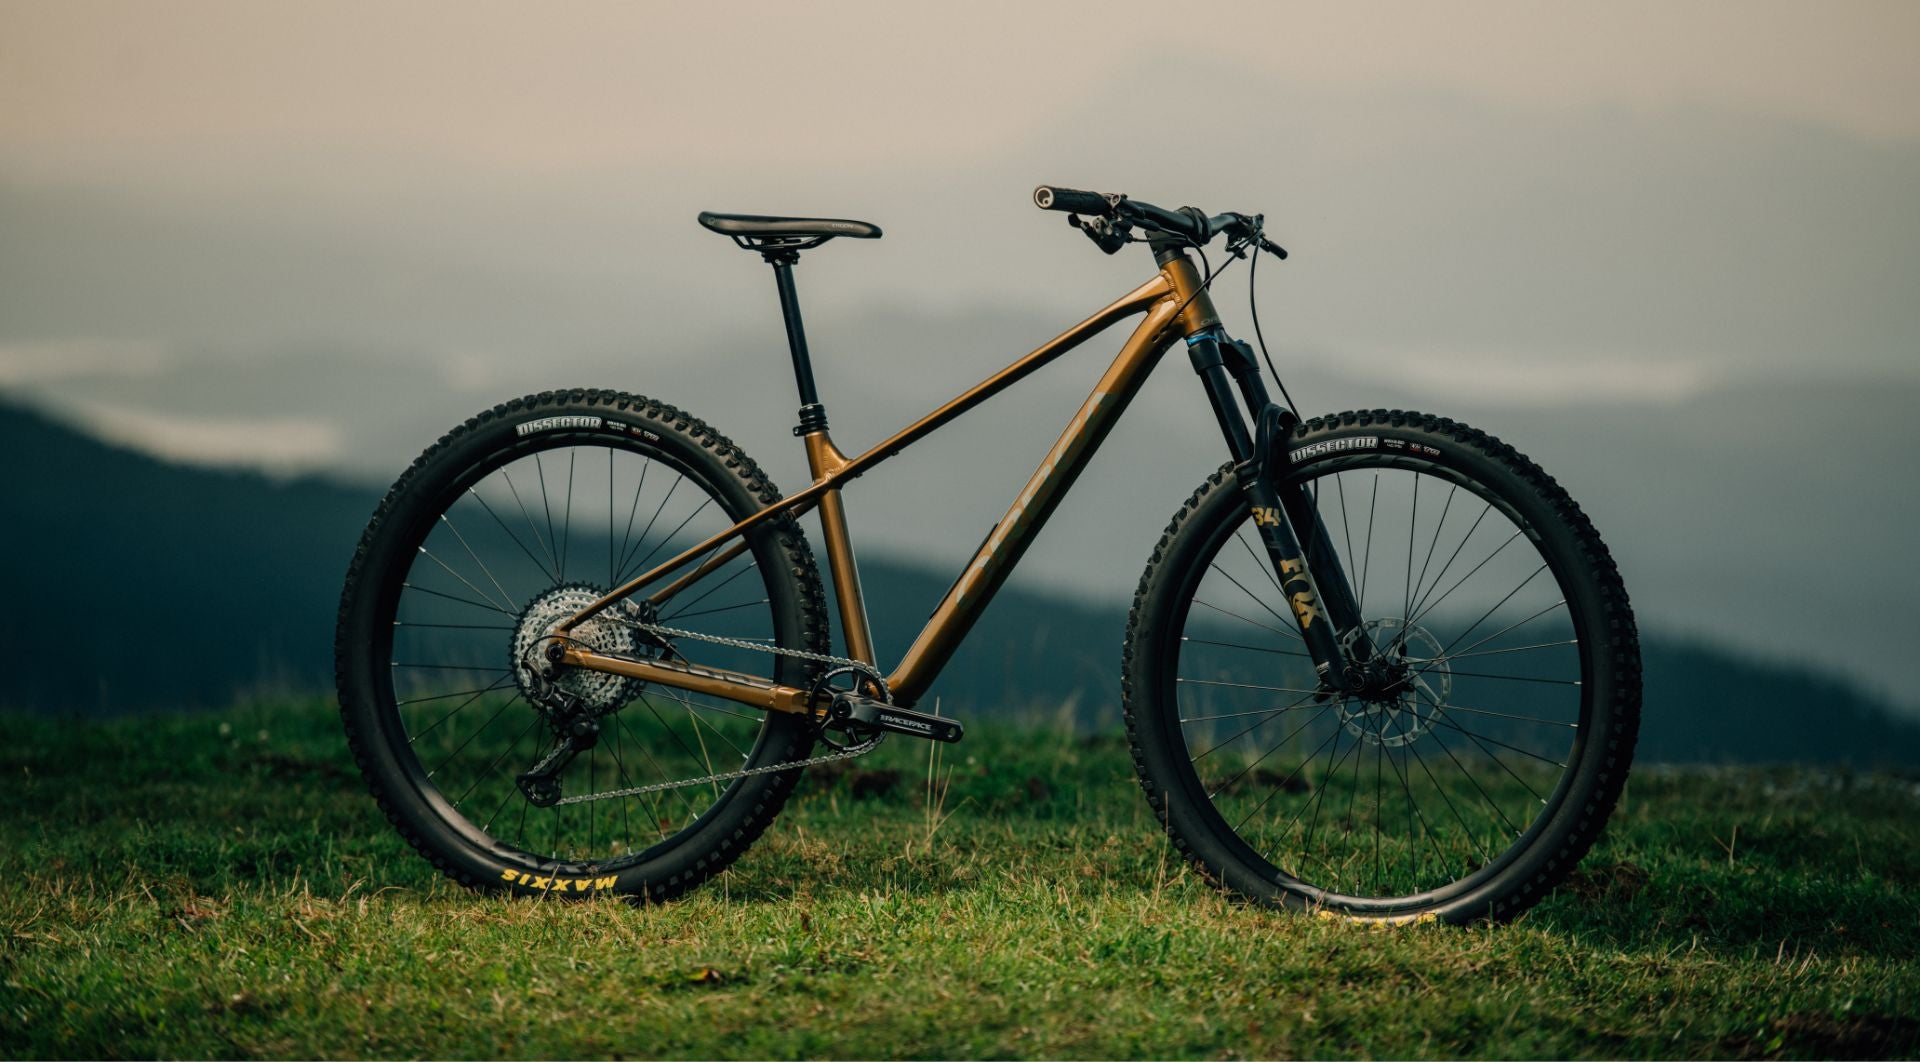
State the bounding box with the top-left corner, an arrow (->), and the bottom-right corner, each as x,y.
801,431 -> 877,667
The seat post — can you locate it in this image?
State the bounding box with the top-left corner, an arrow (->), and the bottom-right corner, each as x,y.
764,250 -> 828,432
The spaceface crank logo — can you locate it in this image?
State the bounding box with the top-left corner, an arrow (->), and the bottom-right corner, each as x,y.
516,415 -> 603,437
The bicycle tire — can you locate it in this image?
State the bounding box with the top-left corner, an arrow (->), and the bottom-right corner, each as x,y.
336,389 -> 828,900
1123,409 -> 1639,923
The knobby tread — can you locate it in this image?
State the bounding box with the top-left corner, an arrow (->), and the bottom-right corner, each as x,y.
1120,408 -> 1640,924
335,389 -> 828,903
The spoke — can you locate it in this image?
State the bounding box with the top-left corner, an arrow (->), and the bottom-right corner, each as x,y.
609,713 -> 666,837
628,706 -> 705,821
1403,472 -> 1418,626
406,675 -> 518,743
1405,528 -> 1524,634
1437,669 -> 1579,687
1288,726 -> 1365,849
1422,710 -> 1567,771
1177,677 -> 1324,696
616,474 -> 681,583
659,562 -> 756,622
415,548 -> 514,619
1219,714 -> 1340,813
683,698 -> 719,800
1210,563 -> 1303,640
426,694 -> 524,779
1404,738 -> 1491,865
614,706 -> 633,851
437,513 -> 516,611
1228,725 -> 1340,842
1191,598 -> 1304,644
1428,563 -> 1549,660
560,448 -> 577,580
1433,600 -> 1568,663
1407,483 -> 1458,626
1425,724 -> 1524,838
1181,636 -> 1311,659
500,466 -> 558,578
648,694 -> 763,725
621,496 -> 718,587
1236,530 -> 1291,606
1179,702 -> 1322,724
468,485 -> 557,584
1191,691 -> 1325,762
1422,701 -> 1577,728
1334,473 -> 1357,596
1378,738 -> 1449,880
454,712 -> 544,808
393,662 -> 511,672
1403,502 -> 1492,627
479,715 -> 542,830
665,598 -> 770,623
398,682 -> 516,707
1434,716 -> 1549,805
393,621 -> 516,631
659,687 -> 753,759
1343,723 -> 1362,844
401,582 -> 514,617
1445,639 -> 1578,662
1358,473 -> 1378,612
617,456 -> 653,583
534,452 -> 559,581
1372,738 -> 1384,885
609,446 -> 617,586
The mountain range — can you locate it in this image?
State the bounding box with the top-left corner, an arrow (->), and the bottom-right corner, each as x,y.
5,398 -> 1917,767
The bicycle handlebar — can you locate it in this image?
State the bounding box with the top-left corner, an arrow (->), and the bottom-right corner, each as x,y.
1032,185 -> 1115,216
1033,184 -> 1286,258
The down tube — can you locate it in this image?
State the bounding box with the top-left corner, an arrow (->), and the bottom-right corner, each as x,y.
886,299 -> 1181,707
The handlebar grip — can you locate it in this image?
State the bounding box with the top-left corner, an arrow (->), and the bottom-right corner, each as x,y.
1034,185 -> 1117,215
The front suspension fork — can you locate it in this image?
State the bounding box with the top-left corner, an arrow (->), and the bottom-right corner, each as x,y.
1185,330 -> 1366,690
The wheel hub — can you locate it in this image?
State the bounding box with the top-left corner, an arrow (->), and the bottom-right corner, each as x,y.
1336,618 -> 1450,748
510,584 -> 645,715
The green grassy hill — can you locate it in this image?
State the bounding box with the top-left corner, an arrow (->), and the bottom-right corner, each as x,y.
3,702 -> 1917,1058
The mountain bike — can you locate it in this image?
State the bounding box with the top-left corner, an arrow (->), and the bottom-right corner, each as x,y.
335,185 -> 1641,923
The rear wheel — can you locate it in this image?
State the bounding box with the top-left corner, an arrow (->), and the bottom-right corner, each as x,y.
1123,409 -> 1639,923
335,389 -> 827,900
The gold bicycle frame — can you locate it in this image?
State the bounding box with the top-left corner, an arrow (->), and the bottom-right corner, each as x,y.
553,255 -> 1220,715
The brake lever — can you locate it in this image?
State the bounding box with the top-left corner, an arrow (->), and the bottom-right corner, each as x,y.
1069,213 -> 1132,255
1224,212 -> 1289,261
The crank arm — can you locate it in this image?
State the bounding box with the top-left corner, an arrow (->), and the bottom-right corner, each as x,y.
830,695 -> 965,743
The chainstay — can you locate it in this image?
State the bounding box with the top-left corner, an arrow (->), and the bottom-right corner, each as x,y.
546,610 -> 886,806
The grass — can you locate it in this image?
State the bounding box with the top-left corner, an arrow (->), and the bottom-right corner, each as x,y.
3,702 -> 1918,1059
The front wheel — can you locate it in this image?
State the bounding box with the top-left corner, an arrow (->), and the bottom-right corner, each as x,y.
1122,409 -> 1639,923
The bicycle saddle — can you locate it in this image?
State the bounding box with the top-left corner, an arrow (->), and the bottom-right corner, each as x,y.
698,211 -> 882,254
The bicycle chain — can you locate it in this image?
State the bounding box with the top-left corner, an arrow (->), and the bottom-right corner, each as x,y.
547,609 -> 884,807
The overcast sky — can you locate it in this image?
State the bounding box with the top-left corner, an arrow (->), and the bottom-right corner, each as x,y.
4,1 -> 1918,706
